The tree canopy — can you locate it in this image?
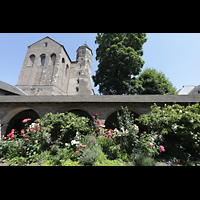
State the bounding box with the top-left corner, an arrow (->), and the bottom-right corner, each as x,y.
92,33 -> 147,95
92,33 -> 176,95
126,67 -> 177,95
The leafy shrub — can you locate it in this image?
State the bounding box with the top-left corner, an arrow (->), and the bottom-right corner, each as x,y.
137,103 -> 200,158
0,120 -> 44,164
79,144 -> 102,166
36,112 -> 91,146
130,153 -> 155,166
117,106 -> 161,157
0,110 -> 165,166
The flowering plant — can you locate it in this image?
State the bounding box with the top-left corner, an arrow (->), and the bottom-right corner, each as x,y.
36,112 -> 91,146
138,103 -> 200,157
0,118 -> 46,164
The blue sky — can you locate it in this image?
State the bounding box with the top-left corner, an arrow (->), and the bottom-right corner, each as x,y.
0,33 -> 200,94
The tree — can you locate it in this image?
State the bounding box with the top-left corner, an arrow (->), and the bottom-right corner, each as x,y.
138,68 -> 176,94
129,67 -> 177,95
92,33 -> 147,95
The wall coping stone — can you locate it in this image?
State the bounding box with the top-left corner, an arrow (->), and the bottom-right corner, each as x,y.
0,95 -> 200,103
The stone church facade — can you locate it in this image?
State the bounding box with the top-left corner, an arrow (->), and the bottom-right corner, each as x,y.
16,37 -> 94,95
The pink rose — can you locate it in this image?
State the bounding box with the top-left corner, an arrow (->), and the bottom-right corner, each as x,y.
159,146 -> 165,152
79,144 -> 82,147
83,145 -> 86,148
148,142 -> 153,148
22,118 -> 31,123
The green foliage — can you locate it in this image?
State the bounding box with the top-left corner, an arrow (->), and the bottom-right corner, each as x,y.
94,158 -> 126,166
36,112 -> 91,145
79,144 -> 102,166
138,103 -> 200,158
130,153 -> 155,166
126,67 -> 177,94
97,136 -> 120,160
0,109 -> 166,166
116,106 -> 160,157
93,33 -> 147,95
0,121 -> 44,164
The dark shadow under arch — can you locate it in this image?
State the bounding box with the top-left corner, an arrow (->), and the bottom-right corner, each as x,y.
6,109 -> 40,135
105,109 -> 146,132
67,109 -> 92,120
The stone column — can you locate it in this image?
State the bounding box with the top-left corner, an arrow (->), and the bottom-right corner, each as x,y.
0,123 -> 9,139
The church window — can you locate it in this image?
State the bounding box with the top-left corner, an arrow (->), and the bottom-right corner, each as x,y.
44,42 -> 48,47
29,54 -> 35,66
65,64 -> 68,76
40,54 -> 46,66
51,53 -> 56,66
62,58 -> 65,63
76,87 -> 79,92
77,79 -> 79,84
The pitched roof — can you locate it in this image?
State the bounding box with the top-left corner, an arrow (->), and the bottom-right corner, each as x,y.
77,43 -> 93,55
0,81 -> 26,95
178,86 -> 195,95
189,85 -> 200,95
28,36 -> 73,62
28,36 -> 62,48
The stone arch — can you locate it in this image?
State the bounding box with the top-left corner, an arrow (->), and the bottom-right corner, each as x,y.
67,109 -> 92,120
50,53 -> 56,66
1,107 -> 40,137
104,108 -> 144,131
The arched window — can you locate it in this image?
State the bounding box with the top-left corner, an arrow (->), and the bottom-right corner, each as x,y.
51,53 -> 56,66
40,54 -> 46,66
62,58 -> 65,63
29,54 -> 35,66
65,64 -> 69,76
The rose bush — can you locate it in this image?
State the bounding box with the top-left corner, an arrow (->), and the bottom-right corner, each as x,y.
0,118 -> 45,164
0,109 -> 166,166
137,103 -> 200,158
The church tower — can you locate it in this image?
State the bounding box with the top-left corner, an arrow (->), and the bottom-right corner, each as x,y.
67,43 -> 94,95
16,37 -> 94,95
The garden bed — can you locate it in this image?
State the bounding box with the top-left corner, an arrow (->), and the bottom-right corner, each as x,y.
1,104 -> 200,166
